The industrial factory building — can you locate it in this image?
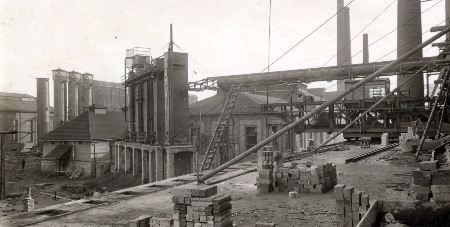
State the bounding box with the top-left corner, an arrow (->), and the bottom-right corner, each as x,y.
5,0 -> 450,226
0,92 -> 54,149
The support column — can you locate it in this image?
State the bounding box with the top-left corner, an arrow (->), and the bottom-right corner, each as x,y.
116,146 -> 120,172
142,150 -> 149,184
166,151 -> 175,179
124,147 -> 128,172
132,148 -> 136,176
155,148 -> 164,181
149,150 -> 156,182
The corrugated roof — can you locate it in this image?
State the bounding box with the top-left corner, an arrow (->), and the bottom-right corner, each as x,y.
41,110 -> 126,141
44,145 -> 72,159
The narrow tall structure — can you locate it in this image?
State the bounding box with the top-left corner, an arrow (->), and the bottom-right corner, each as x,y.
52,69 -> 68,128
36,78 -> 50,139
164,24 -> 190,144
397,0 -> 423,98
68,71 -> 81,120
363,33 -> 369,64
337,1 -> 352,91
81,73 -> 94,112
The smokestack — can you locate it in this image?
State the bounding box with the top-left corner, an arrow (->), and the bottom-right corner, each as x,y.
363,33 -> 369,64
337,0 -> 345,65
68,71 -> 81,120
397,0 -> 423,98
52,69 -> 68,128
36,78 -> 49,139
446,0 -> 450,40
337,1 -> 352,91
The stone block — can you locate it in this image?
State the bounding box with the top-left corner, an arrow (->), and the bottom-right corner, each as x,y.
129,215 -> 152,227
289,191 -> 298,198
419,160 -> 439,171
432,169 -> 450,185
336,200 -> 345,215
255,222 -> 278,227
334,184 -> 346,201
361,193 -> 369,207
150,217 -> 173,227
415,192 -> 430,201
431,185 -> 450,193
412,185 -> 431,194
352,190 -> 362,205
343,186 -> 354,201
413,170 -> 432,186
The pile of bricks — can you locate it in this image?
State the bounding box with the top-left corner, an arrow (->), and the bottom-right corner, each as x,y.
275,163 -> 337,194
411,161 -> 436,201
334,184 -> 370,227
172,184 -> 233,227
257,150 -> 274,193
150,217 -> 174,227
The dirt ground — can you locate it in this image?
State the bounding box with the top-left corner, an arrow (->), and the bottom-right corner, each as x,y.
1,145 -> 142,217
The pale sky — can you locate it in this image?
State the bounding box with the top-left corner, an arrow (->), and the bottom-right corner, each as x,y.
0,0 -> 446,102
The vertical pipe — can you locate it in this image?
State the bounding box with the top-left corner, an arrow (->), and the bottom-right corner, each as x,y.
342,7 -> 352,65
337,0 -> 345,65
63,80 -> 68,123
397,0 -> 423,98
363,33 -> 369,64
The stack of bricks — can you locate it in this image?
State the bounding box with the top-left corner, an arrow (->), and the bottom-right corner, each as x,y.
431,168 -> 450,202
381,133 -> 389,146
257,149 -> 274,193
150,217 -> 174,227
334,184 -> 370,227
172,184 -> 233,227
411,160 -> 438,201
274,163 -> 337,194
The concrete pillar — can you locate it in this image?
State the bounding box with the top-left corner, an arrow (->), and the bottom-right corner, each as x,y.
132,148 -> 136,176
68,71 -> 81,120
337,0 -> 345,65
155,148 -> 164,181
53,79 -> 63,128
166,151 -> 175,179
149,150 -> 156,182
397,0 -> 423,98
142,150 -> 149,184
63,80 -> 68,122
363,33 -> 369,64
116,146 -> 120,172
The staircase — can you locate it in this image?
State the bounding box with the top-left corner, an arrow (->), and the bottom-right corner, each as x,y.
201,85 -> 241,171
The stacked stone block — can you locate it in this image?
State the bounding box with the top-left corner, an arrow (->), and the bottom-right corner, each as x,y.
150,217 -> 174,227
172,184 -> 233,227
257,150 -> 275,193
129,215 -> 152,227
381,133 -> 389,146
411,161 -> 439,201
431,168 -> 450,202
274,163 -> 337,194
334,184 -> 370,227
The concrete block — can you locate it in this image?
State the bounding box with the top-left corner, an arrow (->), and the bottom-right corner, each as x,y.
336,214 -> 345,227
352,191 -> 362,205
412,185 -> 432,194
343,186 -> 354,201
432,192 -> 450,201
416,192 -> 430,201
431,185 -> 450,193
334,184 -> 346,201
336,200 -> 345,215
191,185 -> 218,198
150,217 -> 173,227
432,169 -> 450,185
128,215 -> 152,227
361,193 -> 369,207
413,170 -> 432,186
419,160 -> 439,171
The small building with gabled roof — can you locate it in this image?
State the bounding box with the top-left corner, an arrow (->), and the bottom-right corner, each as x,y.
40,105 -> 126,177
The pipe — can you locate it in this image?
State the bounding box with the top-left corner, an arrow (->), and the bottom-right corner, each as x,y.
312,56 -> 438,152
337,0 -> 345,65
212,57 -> 436,87
363,33 -> 369,64
198,25 -> 450,183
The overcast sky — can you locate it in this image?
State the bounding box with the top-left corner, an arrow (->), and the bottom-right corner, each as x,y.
0,0 -> 446,102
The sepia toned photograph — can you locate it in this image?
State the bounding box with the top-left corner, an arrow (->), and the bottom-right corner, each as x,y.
0,0 -> 449,226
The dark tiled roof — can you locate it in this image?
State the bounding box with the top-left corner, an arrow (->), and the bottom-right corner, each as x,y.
44,145 -> 72,159
41,111 -> 126,141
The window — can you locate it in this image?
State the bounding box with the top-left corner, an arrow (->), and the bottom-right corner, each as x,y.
369,88 -> 385,97
190,126 -> 201,144
245,126 -> 257,150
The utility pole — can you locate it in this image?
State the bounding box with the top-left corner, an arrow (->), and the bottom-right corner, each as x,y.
0,131 -> 18,199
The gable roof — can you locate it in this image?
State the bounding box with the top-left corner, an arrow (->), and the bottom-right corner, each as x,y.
41,110 -> 126,141
189,90 -> 300,116
0,99 -> 37,112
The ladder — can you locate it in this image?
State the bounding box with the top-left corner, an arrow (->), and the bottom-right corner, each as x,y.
201,85 -> 241,171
